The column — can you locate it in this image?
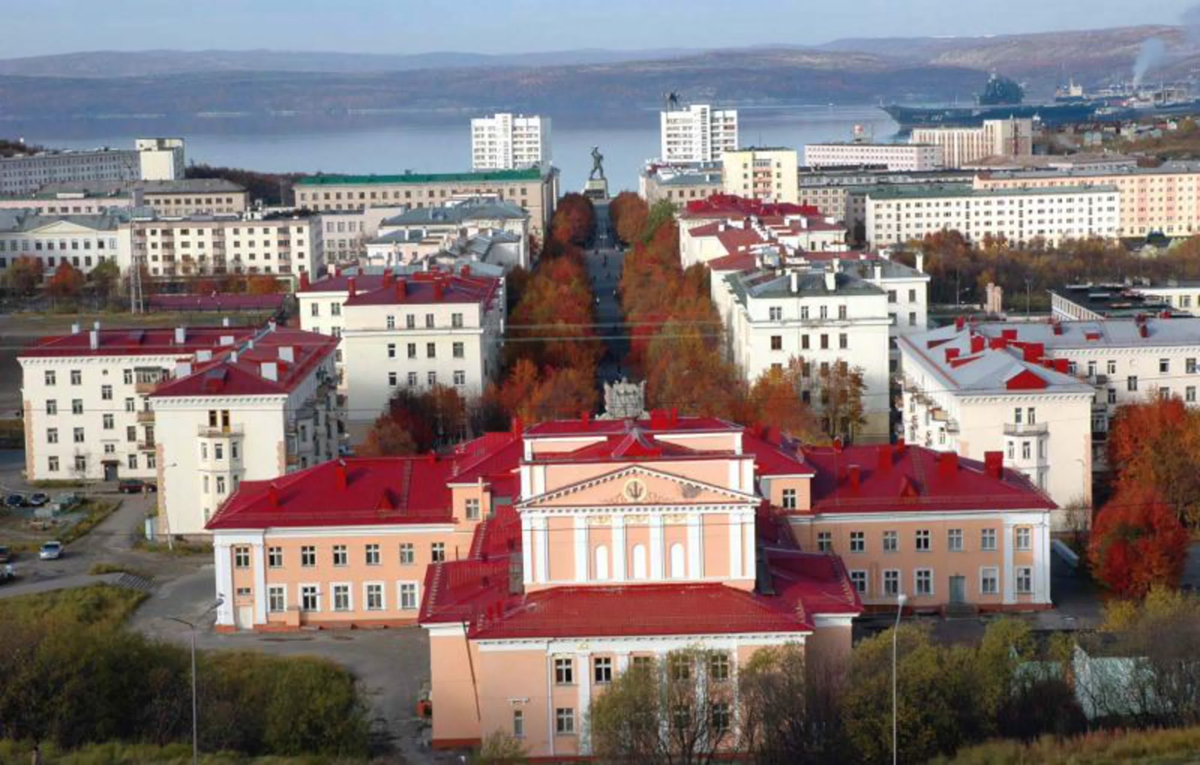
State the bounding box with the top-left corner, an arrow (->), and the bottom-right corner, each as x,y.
687,514 -> 702,579
252,541 -> 267,625
729,512 -> 743,581
522,519 -> 534,586
574,516 -> 589,583
1033,521 -> 1051,604
213,543 -> 234,626
577,650 -> 592,755
742,512 -> 755,579
533,516 -> 549,584
612,515 -> 626,581
1002,521 -> 1015,604
649,515 -> 664,580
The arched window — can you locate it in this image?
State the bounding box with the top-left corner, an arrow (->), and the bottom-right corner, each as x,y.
670,543 -> 686,579
594,545 -> 609,581
632,544 -> 647,580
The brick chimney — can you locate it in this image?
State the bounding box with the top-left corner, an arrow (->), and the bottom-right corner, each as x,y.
847,464 -> 861,490
335,459 -> 348,490
268,482 -> 280,508
396,279 -> 407,300
347,277 -> 357,298
937,451 -> 959,478
299,272 -> 310,290
877,444 -> 892,472
984,451 -> 1004,479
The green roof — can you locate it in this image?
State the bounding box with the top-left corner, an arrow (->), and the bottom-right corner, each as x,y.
296,168 -> 545,186
867,183 -> 1119,201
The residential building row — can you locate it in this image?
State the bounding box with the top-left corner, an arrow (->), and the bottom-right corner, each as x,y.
721,147 -> 799,204
364,197 -> 530,271
0,138 -> 186,196
18,322 -> 341,537
293,167 -> 559,240
639,163 -> 724,206
804,142 -> 943,172
0,209 -> 133,278
470,113 -> 552,171
910,118 -> 1034,169
660,103 -> 739,164
0,178 -> 249,218
205,412 -> 1054,756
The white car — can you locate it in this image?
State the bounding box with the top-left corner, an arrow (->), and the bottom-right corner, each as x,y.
38,541 -> 63,561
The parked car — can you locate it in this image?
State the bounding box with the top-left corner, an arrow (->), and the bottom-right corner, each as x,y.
4,493 -> 26,508
118,479 -> 146,494
27,492 -> 50,507
144,481 -> 158,493
38,541 -> 63,560
0,563 -> 14,583
0,545 -> 11,563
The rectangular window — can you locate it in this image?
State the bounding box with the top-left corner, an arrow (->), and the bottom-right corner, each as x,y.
915,529 -> 930,551
850,570 -> 867,593
72,399 -> 83,414
781,488 -> 796,509
399,582 -> 418,610
817,531 -> 832,552
365,583 -> 384,611
1160,358 -> 1170,374
915,569 -> 933,596
102,413 -> 114,430
849,531 -> 865,553
431,542 -> 445,563
1015,527 -> 1031,550
426,342 -> 436,359
1128,375 -> 1138,392
268,547 -> 283,568
594,657 -> 613,684
981,528 -> 997,550
513,710 -> 524,738
407,343 -> 416,359
45,370 -> 56,386
770,335 -> 782,351
981,567 -> 999,595
46,428 -> 58,444
400,543 -> 415,565
555,708 -> 575,735
100,384 -> 112,400
234,546 -> 251,568
465,498 -> 481,520
70,369 -> 81,385
769,306 -> 783,320
883,530 -> 898,552
365,543 -> 381,565
332,545 -> 347,566
268,586 -> 286,613
387,343 -> 396,359
1016,567 -> 1033,594
301,584 -> 320,611
452,341 -> 464,359
712,703 -> 731,734
73,427 -> 85,443
554,657 -> 574,684
301,546 -> 316,567
709,652 -> 730,681
948,528 -> 963,552
839,333 -> 848,350
333,584 -> 351,612
884,570 -> 900,596
46,400 -> 57,415
452,312 -> 464,328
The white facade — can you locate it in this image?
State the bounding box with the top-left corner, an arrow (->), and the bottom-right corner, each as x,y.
317,207 -> 408,265
132,213 -> 321,287
366,199 -> 530,271
911,119 -> 1033,169
722,148 -> 799,204
0,211 -> 133,277
716,267 -> 892,439
865,184 -> 1120,248
0,138 -> 185,195
804,143 -> 943,172
660,105 -> 739,164
899,323 -> 1095,524
18,324 -> 340,536
471,113 -> 552,171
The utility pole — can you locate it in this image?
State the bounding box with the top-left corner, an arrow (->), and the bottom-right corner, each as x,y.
1025,276 -> 1033,318
168,596 -> 224,765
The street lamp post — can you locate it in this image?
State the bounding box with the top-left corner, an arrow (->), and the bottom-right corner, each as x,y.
893,592 -> 907,765
168,596 -> 224,765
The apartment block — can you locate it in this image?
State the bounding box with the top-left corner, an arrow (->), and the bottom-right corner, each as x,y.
804,142 -> 943,172
0,209 -> 133,277
911,118 -> 1033,169
18,323 -> 340,536
0,138 -> 185,196
293,168 -> 559,240
865,183 -> 1120,248
471,113 -> 552,170
639,163 -> 724,206
660,104 -> 739,163
132,212 -> 321,287
721,148 -> 799,204
366,198 -> 530,270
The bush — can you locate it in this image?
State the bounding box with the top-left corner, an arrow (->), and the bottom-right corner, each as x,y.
933,726 -> 1200,764
88,562 -> 154,579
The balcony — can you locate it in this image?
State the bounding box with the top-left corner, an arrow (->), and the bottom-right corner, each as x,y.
136,410 -> 155,423
138,440 -> 156,451
1003,422 -> 1049,436
135,380 -> 160,395
197,423 -> 244,438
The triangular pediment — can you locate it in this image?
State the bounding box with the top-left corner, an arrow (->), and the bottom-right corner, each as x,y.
519,464 -> 759,509
26,219 -> 107,235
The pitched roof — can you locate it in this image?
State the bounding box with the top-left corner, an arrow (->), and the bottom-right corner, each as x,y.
801,443 -> 1056,514
151,327 -> 336,398
21,326 -> 258,359
524,414 -> 739,437
342,271 -> 500,307
296,168 -> 545,186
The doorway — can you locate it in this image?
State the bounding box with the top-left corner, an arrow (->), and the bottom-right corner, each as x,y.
949,575 -> 966,604
103,462 -> 119,481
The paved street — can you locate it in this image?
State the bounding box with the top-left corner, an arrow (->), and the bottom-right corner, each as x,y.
587,200 -> 628,384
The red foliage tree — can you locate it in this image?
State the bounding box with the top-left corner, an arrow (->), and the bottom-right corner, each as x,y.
247,275 -> 283,295
1088,485 -> 1189,598
610,191 -> 648,245
46,261 -> 84,301
1107,397 -> 1200,525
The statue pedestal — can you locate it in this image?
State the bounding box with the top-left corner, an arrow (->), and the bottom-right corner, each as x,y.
583,178 -> 609,200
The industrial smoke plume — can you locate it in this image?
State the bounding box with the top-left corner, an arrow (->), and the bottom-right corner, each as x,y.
1133,38 -> 1165,86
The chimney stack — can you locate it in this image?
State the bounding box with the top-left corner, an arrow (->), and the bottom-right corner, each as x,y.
347,277 -> 357,297
937,451 -> 959,478
71,322 -> 80,334
268,482 -> 280,509
299,271 -> 310,290
335,459 -> 348,490
847,464 -> 861,490
88,329 -> 99,350
824,269 -> 836,292
174,326 -> 186,344
984,451 -> 1004,479
789,270 -> 799,294
93,321 -> 101,331
278,345 -> 295,363
916,252 -> 925,273
396,279 -> 407,300
261,362 -> 278,381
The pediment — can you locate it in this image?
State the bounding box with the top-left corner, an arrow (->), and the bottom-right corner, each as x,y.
26,219 -> 106,235
519,464 -> 759,509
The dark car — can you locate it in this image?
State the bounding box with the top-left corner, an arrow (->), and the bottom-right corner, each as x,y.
4,494 -> 25,508
27,493 -> 50,507
0,545 -> 11,563
117,479 -> 146,494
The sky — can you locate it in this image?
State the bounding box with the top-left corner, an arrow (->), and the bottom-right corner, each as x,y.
3,0 -> 1198,58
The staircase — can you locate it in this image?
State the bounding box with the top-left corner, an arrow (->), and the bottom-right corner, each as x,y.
112,572 -> 155,593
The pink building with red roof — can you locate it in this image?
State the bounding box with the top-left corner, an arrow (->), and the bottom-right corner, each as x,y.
203,406 -> 1054,756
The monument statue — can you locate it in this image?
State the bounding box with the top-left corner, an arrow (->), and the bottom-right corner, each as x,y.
589,146 -> 605,181
600,378 -> 647,420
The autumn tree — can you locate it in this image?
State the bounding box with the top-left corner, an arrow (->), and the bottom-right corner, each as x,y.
747,361 -> 824,444
3,255 -> 44,296
1107,396 -> 1200,525
88,258 -> 121,302
548,193 -> 595,248
738,643 -> 843,764
357,416 -> 418,457
816,360 -> 867,442
247,274 -> 283,295
586,649 -> 740,764
610,191 -> 649,245
499,359 -> 597,424
1088,485 -> 1189,598
46,261 -> 84,302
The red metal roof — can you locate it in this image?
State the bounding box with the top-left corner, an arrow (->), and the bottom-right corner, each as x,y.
707,253 -> 758,271
524,414 -> 739,437
801,443 -> 1055,514
343,272 -> 499,307
147,294 -> 287,312
151,328 -> 336,398
741,430 -> 815,476
21,326 -> 259,358
683,193 -> 819,219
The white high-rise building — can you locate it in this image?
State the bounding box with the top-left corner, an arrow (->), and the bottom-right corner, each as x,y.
471,113 -> 552,170
660,104 -> 739,164
911,119 -> 1033,169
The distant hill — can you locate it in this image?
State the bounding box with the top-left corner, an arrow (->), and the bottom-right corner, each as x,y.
0,25 -> 1193,119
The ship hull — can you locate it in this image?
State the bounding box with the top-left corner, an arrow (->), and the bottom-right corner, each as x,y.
883,102 -> 1103,129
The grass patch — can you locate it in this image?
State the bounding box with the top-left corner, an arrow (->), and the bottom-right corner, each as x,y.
0,584 -> 147,627
936,726 -> 1200,764
135,538 -> 213,556
59,499 -> 121,545
28,478 -> 87,489
0,741 -> 370,764
88,562 -> 154,580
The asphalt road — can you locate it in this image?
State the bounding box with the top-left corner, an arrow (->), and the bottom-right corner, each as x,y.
587,200 -> 629,385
